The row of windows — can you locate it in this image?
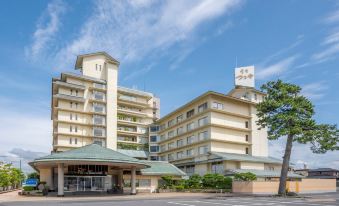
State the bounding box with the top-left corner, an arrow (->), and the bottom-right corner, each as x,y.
161,145 -> 209,161
160,117 -> 208,141
159,130 -> 208,152
159,101 -> 225,131
69,137 -> 78,145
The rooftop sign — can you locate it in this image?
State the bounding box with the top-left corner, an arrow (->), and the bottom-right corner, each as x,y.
235,66 -> 255,88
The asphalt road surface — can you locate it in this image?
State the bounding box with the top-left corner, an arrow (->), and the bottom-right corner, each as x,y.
0,193 -> 338,206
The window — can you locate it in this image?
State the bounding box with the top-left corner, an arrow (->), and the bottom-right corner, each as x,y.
93,91 -> 105,101
150,125 -> 159,132
159,124 -> 166,131
245,135 -> 249,141
177,151 -> 184,159
70,113 -> 73,120
168,142 -> 175,149
198,117 -> 208,127
211,162 -> 224,173
198,102 -> 208,113
168,130 -> 175,138
177,139 -> 184,147
75,90 -> 78,96
160,156 -> 166,161
75,138 -> 78,145
187,135 -> 195,144
70,102 -> 73,108
245,121 -> 249,128
176,115 -> 183,123
198,145 -> 208,155
99,65 -> 102,71
150,136 -> 158,142
177,127 -> 183,135
212,102 -> 223,110
186,149 -> 194,157
168,119 -> 175,127
95,64 -> 98,70
246,147 -> 249,154
186,122 -> 195,131
94,115 -> 104,125
70,125 -> 73,132
75,114 -> 78,120
198,131 -> 208,141
150,156 -> 159,161
75,103 -> 78,109
69,138 -> 72,144
70,89 -> 73,95
150,146 -> 159,152
254,93 -> 257,100
94,128 -> 104,137
75,126 -> 78,133
93,103 -> 105,113
168,153 -> 174,161
160,135 -> 166,141
186,165 -> 195,174
94,140 -> 103,146
186,109 -> 195,118
160,145 -> 166,152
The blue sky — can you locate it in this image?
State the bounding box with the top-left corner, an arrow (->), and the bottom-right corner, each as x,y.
0,0 -> 338,172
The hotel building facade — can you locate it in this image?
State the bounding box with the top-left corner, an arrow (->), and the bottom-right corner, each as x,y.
30,52 -> 289,196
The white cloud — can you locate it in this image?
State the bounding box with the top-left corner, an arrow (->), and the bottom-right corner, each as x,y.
256,55 -> 298,80
26,0 -> 67,59
269,138 -> 339,169
123,63 -> 154,81
0,98 -> 51,155
301,81 -> 328,100
54,0 -> 243,70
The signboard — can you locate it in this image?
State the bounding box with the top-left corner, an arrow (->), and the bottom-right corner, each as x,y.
235,66 -> 255,88
23,178 -> 38,187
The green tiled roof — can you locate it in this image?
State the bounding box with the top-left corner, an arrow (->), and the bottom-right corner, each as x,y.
117,149 -> 149,159
31,144 -> 147,166
211,152 -> 282,164
140,161 -> 186,176
227,169 -> 304,178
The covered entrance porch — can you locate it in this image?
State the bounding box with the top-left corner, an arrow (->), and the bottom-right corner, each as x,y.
29,144 -> 149,196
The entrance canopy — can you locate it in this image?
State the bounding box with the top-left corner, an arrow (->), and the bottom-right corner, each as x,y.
29,144 -> 150,170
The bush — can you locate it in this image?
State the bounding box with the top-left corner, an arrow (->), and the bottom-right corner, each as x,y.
23,186 -> 35,191
160,175 -> 174,189
202,174 -> 232,189
185,174 -> 202,189
234,172 -> 257,181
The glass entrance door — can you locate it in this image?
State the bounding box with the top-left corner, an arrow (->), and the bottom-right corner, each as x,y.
79,177 -> 91,191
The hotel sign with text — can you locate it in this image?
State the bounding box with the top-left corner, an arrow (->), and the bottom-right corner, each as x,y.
235,66 -> 255,88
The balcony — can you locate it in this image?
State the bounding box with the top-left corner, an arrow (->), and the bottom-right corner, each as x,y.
53,94 -> 85,102
93,128 -> 105,137
93,116 -> 105,126
92,105 -> 105,114
93,83 -> 106,90
91,92 -> 105,102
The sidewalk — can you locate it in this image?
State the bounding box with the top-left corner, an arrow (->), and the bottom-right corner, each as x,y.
0,190 -> 219,203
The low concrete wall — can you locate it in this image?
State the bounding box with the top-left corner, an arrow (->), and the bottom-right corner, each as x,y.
232,178 -> 336,194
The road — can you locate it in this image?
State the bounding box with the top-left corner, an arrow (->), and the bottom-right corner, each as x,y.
0,191 -> 337,206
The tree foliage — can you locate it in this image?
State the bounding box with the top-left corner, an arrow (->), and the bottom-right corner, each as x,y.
234,172 -> 257,181
0,163 -> 25,189
202,173 -> 232,189
256,80 -> 339,195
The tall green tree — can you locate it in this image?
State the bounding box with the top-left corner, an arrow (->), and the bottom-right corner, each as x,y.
256,80 -> 339,196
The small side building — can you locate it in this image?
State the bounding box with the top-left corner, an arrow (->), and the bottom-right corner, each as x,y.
29,144 -> 185,196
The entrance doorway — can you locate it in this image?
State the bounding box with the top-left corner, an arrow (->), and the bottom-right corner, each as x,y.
64,176 -> 105,192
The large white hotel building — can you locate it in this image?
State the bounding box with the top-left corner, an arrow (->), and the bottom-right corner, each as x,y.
50,51 -> 283,178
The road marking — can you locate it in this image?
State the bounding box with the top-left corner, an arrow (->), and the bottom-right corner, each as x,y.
168,201 -> 196,206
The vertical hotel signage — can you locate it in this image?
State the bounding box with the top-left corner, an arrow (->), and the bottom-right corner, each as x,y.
235,66 -> 255,88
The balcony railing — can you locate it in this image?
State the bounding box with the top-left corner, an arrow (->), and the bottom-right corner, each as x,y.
93,83 -> 106,90
93,128 -> 105,137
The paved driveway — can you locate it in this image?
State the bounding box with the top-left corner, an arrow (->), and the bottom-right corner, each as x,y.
0,191 -> 337,206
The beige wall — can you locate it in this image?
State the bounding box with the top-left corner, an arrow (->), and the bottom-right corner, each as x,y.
40,168 -> 54,190
211,141 -> 247,154
106,62 -> 118,150
232,179 -> 337,194
240,162 -> 265,170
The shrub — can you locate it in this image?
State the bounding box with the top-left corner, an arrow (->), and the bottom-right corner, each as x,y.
202,174 -> 232,189
161,175 -> 174,189
234,172 -> 257,181
185,174 -> 202,189
23,186 -> 34,191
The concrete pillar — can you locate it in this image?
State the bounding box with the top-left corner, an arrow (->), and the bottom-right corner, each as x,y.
57,163 -> 64,197
131,167 -> 136,195
118,169 -> 123,187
